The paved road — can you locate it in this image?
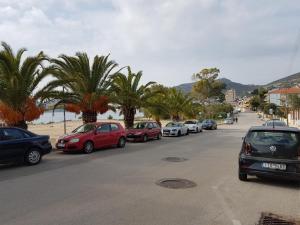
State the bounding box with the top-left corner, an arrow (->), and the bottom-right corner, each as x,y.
0,112 -> 299,225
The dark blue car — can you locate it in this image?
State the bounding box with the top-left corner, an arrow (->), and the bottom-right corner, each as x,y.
0,127 -> 52,165
201,119 -> 218,130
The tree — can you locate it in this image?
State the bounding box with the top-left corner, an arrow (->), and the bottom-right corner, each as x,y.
249,96 -> 260,111
164,88 -> 194,121
49,52 -> 119,123
192,67 -> 226,102
0,42 -> 51,129
263,103 -> 277,115
111,67 -> 155,128
142,85 -> 169,126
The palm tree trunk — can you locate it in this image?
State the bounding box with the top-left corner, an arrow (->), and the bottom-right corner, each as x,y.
124,108 -> 135,128
154,116 -> 161,127
82,111 -> 97,123
13,120 -> 28,130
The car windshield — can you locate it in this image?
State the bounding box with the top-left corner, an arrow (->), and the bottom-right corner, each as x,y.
203,120 -> 212,123
266,121 -> 287,127
184,121 -> 196,124
72,124 -> 96,133
247,131 -> 299,146
133,123 -> 147,129
166,122 -> 178,127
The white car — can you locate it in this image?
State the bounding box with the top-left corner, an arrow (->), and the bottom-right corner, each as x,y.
224,118 -> 234,124
184,120 -> 203,133
162,122 -> 189,137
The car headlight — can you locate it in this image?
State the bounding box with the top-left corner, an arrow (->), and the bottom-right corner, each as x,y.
70,138 -> 80,143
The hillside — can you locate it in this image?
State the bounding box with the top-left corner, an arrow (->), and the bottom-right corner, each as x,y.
264,72 -> 300,89
175,78 -> 260,97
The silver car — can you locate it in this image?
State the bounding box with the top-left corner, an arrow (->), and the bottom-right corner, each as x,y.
162,122 -> 189,137
184,120 -> 203,133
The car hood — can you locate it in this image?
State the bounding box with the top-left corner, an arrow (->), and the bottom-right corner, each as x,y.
163,127 -> 180,130
59,132 -> 91,141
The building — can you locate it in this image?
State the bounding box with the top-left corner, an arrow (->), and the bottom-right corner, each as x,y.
225,89 -> 236,104
267,87 -> 300,126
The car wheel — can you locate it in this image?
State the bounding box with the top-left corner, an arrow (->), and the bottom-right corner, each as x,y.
239,171 -> 248,181
157,133 -> 162,140
186,130 -> 189,135
117,137 -> 126,148
83,141 -> 94,154
143,135 -> 148,142
177,131 -> 181,137
196,128 -> 199,133
25,149 -> 41,166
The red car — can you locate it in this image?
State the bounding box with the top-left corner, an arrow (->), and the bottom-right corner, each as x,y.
56,122 -> 126,153
126,121 -> 162,142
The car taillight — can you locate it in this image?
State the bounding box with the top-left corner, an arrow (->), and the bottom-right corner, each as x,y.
243,142 -> 252,155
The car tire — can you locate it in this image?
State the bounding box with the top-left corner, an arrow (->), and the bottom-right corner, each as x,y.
25,149 -> 42,166
177,131 -> 181,137
196,128 -> 199,133
143,135 -> 148,142
239,171 -> 248,181
83,141 -> 94,154
186,130 -> 189,135
117,137 -> 126,148
157,133 -> 162,140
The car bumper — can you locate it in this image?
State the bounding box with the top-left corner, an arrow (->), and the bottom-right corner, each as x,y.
239,155 -> 300,181
42,143 -> 52,155
126,135 -> 143,142
56,143 -> 82,151
162,131 -> 178,136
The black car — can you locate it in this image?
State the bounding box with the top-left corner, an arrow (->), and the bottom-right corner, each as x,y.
239,126 -> 300,181
201,119 -> 217,130
0,127 -> 52,165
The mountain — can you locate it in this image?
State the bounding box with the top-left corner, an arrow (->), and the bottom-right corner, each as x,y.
264,72 -> 300,89
175,78 -> 260,97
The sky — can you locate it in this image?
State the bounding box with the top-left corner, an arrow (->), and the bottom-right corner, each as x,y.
1,0 -> 300,87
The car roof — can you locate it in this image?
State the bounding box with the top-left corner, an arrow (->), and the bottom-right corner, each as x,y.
249,126 -> 300,132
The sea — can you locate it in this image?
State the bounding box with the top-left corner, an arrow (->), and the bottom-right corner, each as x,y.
32,110 -> 144,124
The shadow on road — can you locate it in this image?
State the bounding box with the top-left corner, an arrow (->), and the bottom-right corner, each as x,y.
247,176 -> 300,190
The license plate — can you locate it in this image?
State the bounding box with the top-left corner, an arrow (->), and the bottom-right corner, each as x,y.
57,143 -> 65,148
262,162 -> 286,170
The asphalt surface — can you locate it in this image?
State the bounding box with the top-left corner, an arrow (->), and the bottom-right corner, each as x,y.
0,112 -> 299,225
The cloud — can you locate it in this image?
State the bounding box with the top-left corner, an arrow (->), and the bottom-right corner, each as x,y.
0,0 -> 300,86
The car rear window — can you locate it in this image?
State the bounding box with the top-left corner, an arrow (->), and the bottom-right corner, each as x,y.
247,131 -> 299,146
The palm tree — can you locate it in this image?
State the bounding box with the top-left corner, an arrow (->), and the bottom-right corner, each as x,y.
49,52 -> 119,123
0,42 -> 51,129
142,84 -> 169,126
111,67 -> 155,128
164,88 -> 194,121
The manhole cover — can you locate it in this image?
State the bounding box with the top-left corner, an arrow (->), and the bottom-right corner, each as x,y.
162,157 -> 188,162
156,178 -> 197,189
258,213 -> 300,225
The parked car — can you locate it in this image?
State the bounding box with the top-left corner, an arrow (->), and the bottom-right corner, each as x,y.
126,121 -> 161,142
202,119 -> 218,130
162,122 -> 189,137
56,122 -> 126,153
239,126 -> 300,181
263,119 -> 287,127
184,120 -> 202,133
0,127 -> 52,165
224,117 -> 234,124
